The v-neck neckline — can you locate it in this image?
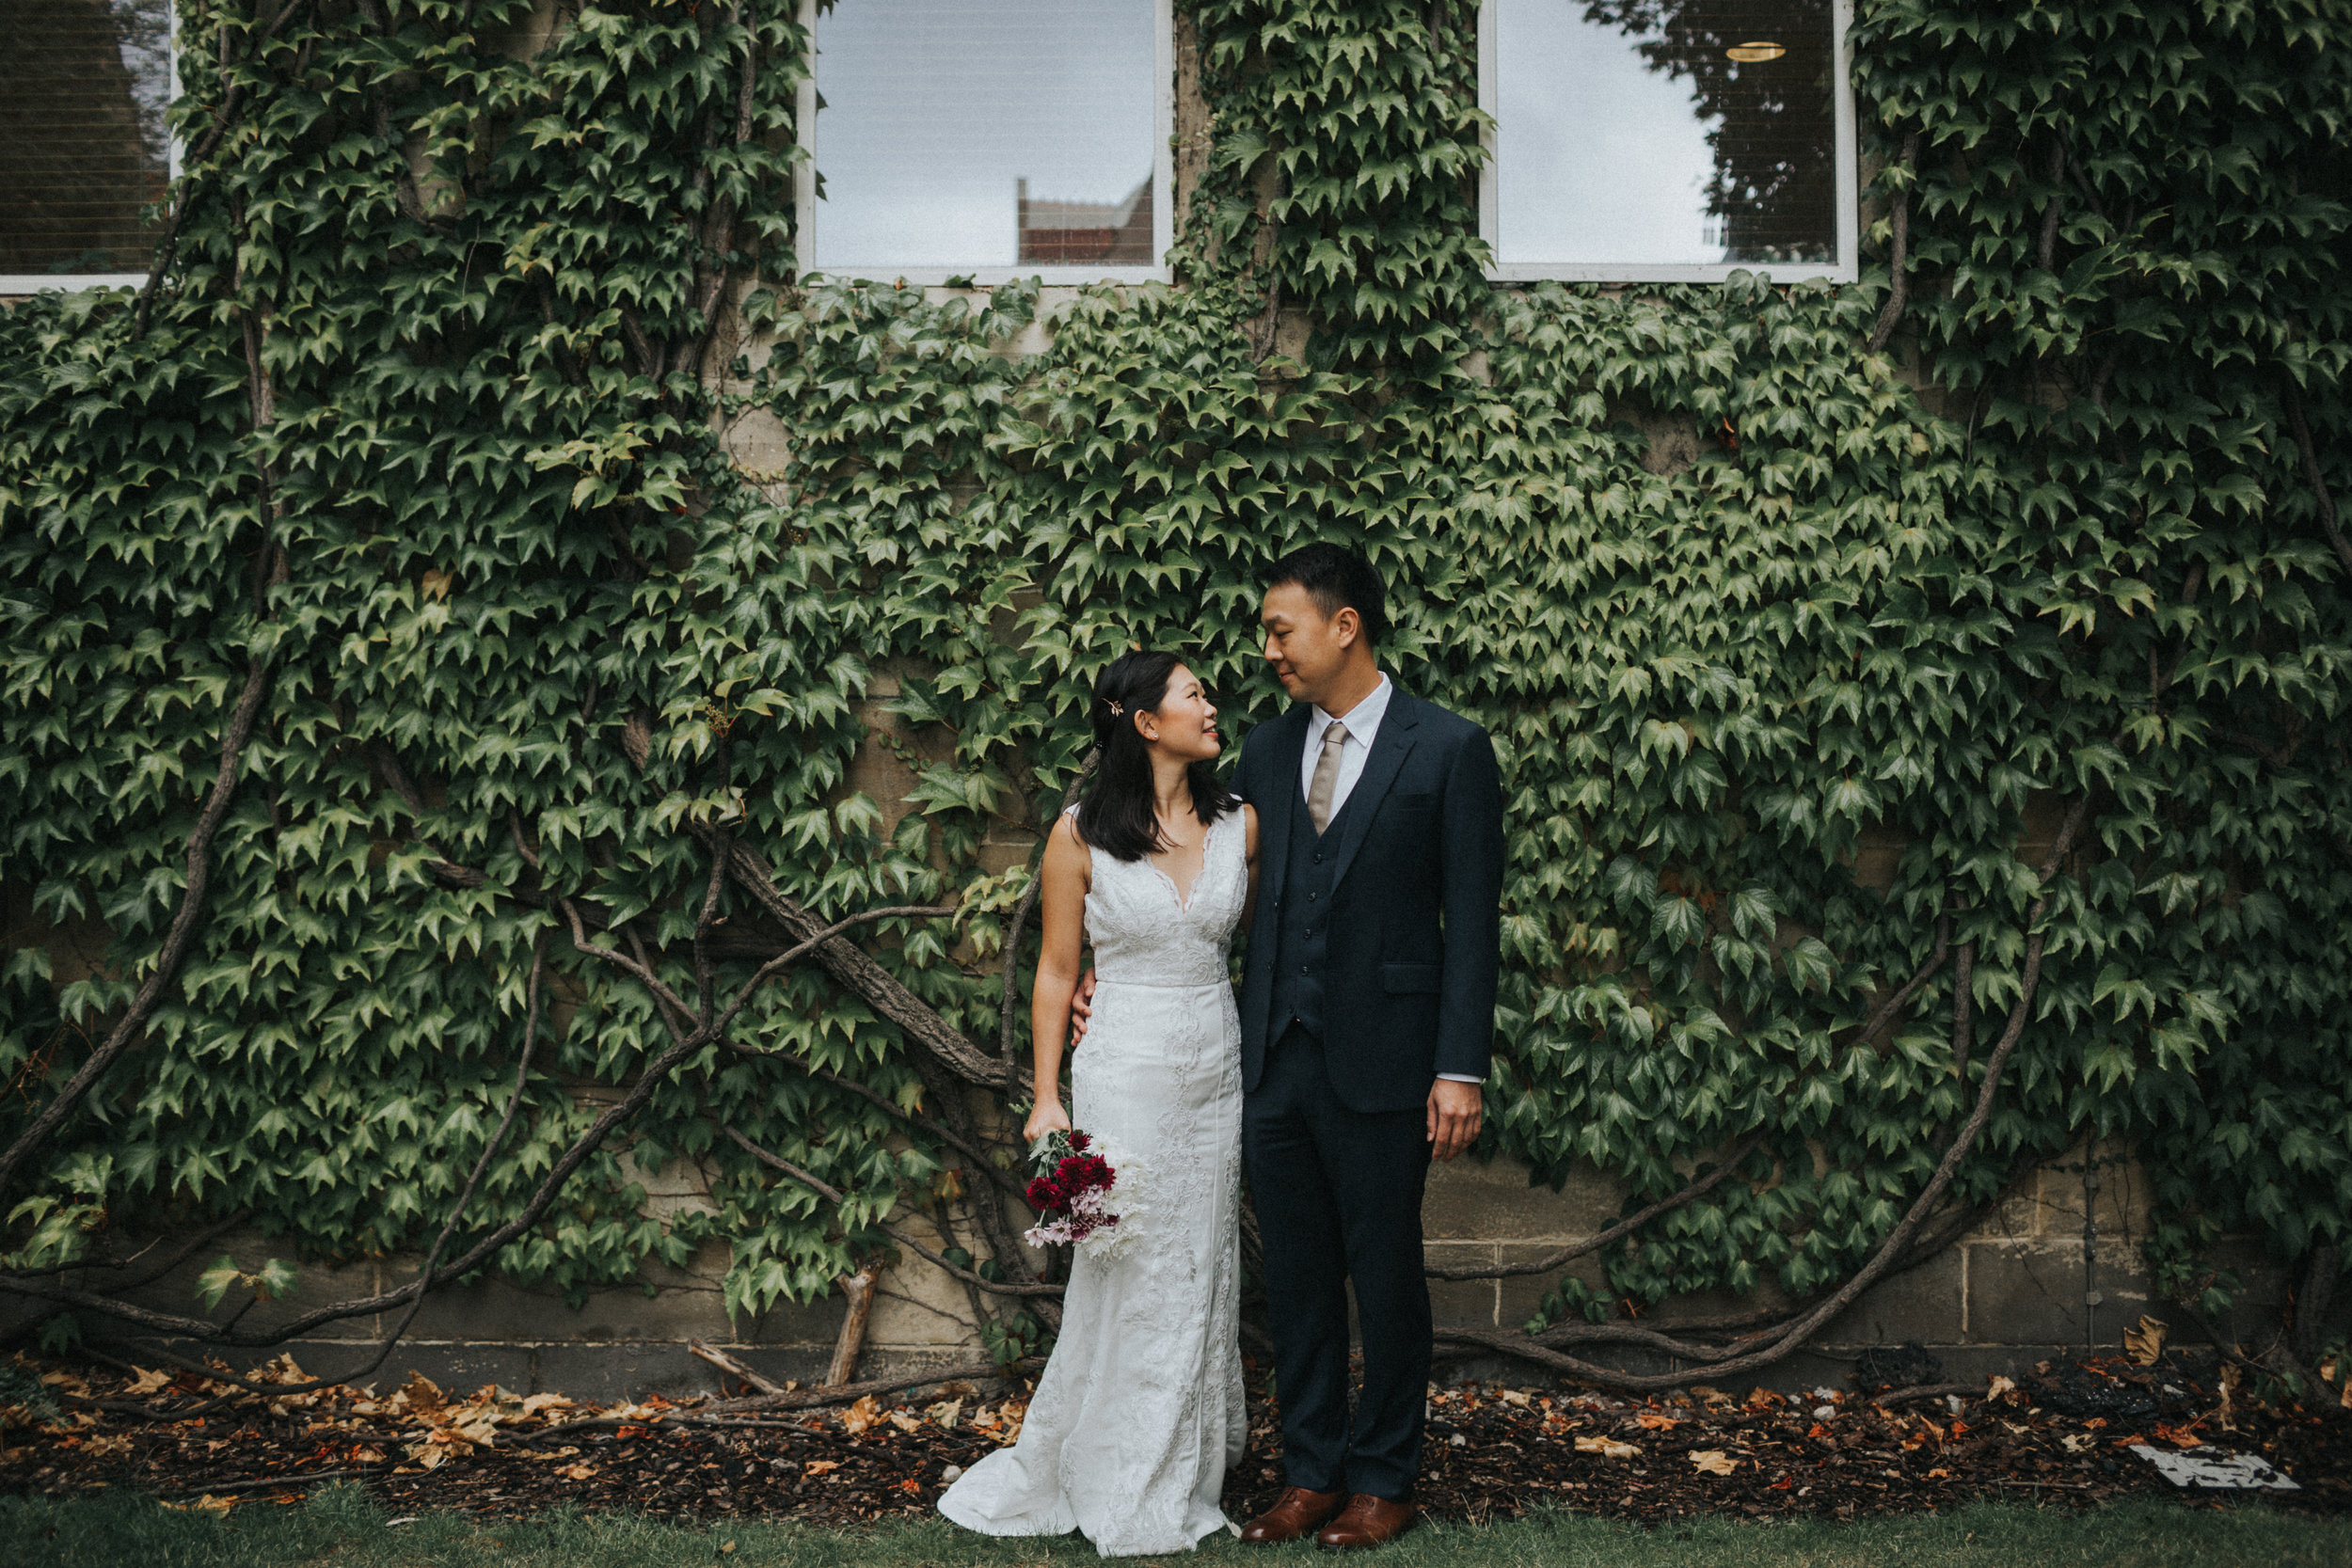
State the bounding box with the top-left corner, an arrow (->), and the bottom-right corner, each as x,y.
1145,812 -> 1225,913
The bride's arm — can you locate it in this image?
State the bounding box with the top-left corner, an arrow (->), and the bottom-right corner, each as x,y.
1239,803 -> 1261,932
1024,815 -> 1089,1144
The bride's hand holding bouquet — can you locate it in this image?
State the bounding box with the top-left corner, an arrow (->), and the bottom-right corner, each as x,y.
1023,1097 -> 1073,1146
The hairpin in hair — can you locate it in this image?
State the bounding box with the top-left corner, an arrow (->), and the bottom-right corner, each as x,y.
1105,699 -> 1124,718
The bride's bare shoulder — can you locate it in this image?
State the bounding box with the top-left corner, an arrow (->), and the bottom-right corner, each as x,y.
1044,810 -> 1092,879
1240,801 -> 1259,859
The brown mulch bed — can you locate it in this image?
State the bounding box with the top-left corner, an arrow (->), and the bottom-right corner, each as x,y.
4,1349 -> 2349,1527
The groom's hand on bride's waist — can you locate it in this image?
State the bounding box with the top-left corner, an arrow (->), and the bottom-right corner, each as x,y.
1068,969 -> 1096,1045
1426,1077 -> 1483,1161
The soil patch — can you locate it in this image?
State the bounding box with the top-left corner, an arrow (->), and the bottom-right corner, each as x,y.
4,1351 -> 2347,1528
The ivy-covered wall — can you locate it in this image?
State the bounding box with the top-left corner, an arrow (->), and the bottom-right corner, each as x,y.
2,0 -> 2347,1386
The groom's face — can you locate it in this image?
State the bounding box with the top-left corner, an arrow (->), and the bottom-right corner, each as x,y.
1260,583 -> 1358,706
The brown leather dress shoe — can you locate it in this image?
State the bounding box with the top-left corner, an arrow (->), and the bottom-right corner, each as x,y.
1314,1493 -> 1419,1549
1239,1485 -> 1347,1544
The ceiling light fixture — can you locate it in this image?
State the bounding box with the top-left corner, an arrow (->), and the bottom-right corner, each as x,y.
1725,40 -> 1787,62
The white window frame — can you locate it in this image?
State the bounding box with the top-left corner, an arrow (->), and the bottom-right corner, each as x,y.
0,2 -> 182,294
1478,0 -> 1857,285
794,0 -> 1175,286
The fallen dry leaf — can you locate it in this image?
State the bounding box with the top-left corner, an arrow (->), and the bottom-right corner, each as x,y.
1987,1375 -> 2016,1400
393,1371 -> 446,1418
160,1494 -> 236,1514
840,1396 -> 884,1435
1633,1411 -> 1681,1431
1689,1449 -> 1738,1475
888,1410 -> 922,1434
803,1460 -> 842,1475
1574,1435 -> 1641,1459
925,1399 -> 963,1431
555,1462 -> 597,1481
123,1367 -> 173,1397
604,1400 -> 675,1424
2123,1315 -> 2168,1366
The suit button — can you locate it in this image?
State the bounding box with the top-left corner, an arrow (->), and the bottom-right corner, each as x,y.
1313,852 -> 1323,863
1298,965 -> 1309,976
1307,892 -> 1316,902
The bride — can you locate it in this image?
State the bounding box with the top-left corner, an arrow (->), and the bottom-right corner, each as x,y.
939,650 -> 1258,1557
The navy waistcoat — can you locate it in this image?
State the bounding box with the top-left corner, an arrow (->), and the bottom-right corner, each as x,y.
1266,777 -> 1360,1040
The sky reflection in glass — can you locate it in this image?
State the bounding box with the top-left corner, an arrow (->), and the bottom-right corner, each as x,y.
808,0 -> 1154,272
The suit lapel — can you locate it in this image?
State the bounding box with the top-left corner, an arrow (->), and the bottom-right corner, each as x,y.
1327,690 -> 1422,895
1256,705 -> 1310,909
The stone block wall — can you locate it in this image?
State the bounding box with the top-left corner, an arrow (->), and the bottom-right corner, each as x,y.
23,1131 -> 2292,1404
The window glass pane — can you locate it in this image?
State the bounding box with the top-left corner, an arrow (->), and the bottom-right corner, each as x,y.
809,0 -> 1156,272
1496,0 -> 1836,267
0,0 -> 172,277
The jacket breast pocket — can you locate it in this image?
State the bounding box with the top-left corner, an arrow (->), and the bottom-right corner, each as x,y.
1379,962 -> 1442,994
1381,790 -> 1438,831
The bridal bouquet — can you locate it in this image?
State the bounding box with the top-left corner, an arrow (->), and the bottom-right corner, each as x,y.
1022,1129 -> 1143,1258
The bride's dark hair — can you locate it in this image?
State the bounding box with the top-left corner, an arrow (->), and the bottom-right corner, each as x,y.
1074,651 -> 1235,863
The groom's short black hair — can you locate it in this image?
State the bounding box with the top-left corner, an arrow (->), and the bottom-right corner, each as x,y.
1265,542 -> 1389,646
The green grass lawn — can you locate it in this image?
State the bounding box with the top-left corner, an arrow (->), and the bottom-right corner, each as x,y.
4,1487 -> 2347,1568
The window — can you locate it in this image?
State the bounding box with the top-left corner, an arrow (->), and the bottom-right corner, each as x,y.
795,0 -> 1173,285
1480,0 -> 1855,282
0,0 -> 175,293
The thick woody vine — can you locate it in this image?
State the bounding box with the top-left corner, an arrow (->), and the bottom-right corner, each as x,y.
1,0 -> 2347,1416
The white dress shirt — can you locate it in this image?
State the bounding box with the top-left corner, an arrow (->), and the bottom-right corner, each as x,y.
1299,672 -> 1394,816
1299,674 -> 1482,1085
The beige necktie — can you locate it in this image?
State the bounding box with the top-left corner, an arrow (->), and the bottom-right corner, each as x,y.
1307,721 -> 1349,835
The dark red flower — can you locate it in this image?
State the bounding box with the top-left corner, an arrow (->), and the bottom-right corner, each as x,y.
1067,1132 -> 1091,1151
1057,1154 -> 1113,1191
1025,1176 -> 1064,1211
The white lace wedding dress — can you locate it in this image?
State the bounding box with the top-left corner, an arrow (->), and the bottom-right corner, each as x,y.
939,806 -> 1248,1557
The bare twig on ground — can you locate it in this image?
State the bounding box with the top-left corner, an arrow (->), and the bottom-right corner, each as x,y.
690,1338 -> 787,1398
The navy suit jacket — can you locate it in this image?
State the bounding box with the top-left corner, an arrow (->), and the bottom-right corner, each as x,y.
1235,689 -> 1504,1113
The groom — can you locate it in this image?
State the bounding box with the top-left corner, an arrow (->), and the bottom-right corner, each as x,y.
1234,543 -> 1502,1549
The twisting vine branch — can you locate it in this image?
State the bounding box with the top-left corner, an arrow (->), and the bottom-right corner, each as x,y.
1852,909 -> 1951,1049
101,935 -> 555,1419
0,662 -> 270,1199
1450,796 -> 2094,1389
1426,1132 -> 1767,1282
1867,131 -> 1922,355
2280,378 -> 2352,576
134,0 -> 326,336
721,1127 -> 1062,1298
4,831 -> 965,1355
